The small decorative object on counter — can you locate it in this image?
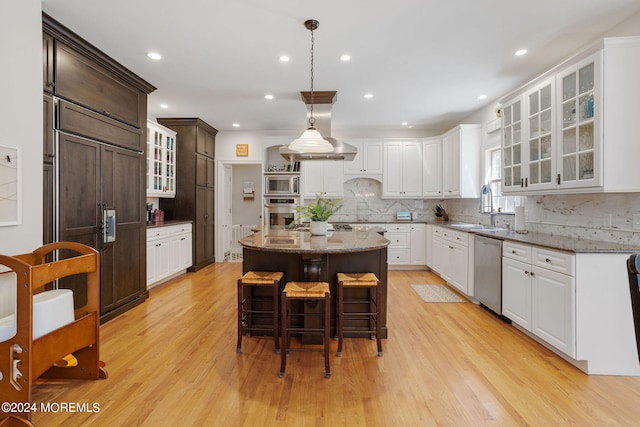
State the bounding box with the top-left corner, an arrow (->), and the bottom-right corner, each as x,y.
434,204 -> 448,221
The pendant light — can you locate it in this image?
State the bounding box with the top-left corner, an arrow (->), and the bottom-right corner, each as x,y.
288,19 -> 334,153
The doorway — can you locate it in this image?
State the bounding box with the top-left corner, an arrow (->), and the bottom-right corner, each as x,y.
216,161 -> 263,262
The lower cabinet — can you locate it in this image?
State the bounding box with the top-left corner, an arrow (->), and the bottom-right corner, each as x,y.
430,226 -> 470,294
386,223 -> 411,265
502,241 -> 576,358
147,223 -> 193,289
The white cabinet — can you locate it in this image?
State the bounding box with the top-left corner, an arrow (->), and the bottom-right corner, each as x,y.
382,141 -> 423,198
343,141 -> 382,177
301,160 -> 344,198
386,223 -> 411,265
429,226 -> 470,294
410,223 -> 426,265
502,241 -> 575,357
146,120 -> 177,197
422,137 -> 443,198
146,223 -> 193,288
501,37 -> 640,194
441,125 -> 481,198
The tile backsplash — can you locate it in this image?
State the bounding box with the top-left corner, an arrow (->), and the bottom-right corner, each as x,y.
322,178 -> 640,245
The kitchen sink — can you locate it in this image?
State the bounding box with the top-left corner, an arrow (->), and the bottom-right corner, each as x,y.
448,223 -> 509,232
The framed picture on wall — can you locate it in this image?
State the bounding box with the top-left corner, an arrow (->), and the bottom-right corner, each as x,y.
0,144 -> 21,226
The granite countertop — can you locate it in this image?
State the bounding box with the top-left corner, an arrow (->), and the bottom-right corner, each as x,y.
435,222 -> 640,254
147,220 -> 192,229
239,228 -> 389,254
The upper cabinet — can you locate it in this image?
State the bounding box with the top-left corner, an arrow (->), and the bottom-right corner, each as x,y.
344,141 -> 383,178
147,120 -> 177,198
422,137 -> 443,198
441,125 -> 481,198
302,160 -> 344,198
383,141 -> 423,198
502,37 -> 640,194
55,42 -> 147,131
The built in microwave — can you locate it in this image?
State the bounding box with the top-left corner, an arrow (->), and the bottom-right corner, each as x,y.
264,174 -> 300,195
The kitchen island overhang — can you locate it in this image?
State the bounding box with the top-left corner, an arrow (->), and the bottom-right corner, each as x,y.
239,228 -> 390,339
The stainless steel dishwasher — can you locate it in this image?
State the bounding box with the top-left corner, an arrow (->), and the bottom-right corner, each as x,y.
473,235 -> 503,314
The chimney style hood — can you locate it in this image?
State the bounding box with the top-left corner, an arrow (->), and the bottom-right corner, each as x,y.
280,91 -> 357,161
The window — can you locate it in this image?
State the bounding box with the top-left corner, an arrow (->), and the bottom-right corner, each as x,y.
485,147 -> 521,213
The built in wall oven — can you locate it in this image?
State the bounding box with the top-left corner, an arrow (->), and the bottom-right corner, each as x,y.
264,197 -> 299,229
264,173 -> 300,196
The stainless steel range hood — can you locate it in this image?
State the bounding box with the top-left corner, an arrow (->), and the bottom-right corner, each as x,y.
280,91 -> 357,161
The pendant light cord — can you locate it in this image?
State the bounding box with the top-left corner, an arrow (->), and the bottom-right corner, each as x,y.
309,26 -> 315,129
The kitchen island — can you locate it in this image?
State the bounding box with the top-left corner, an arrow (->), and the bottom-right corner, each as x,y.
239,227 -> 390,339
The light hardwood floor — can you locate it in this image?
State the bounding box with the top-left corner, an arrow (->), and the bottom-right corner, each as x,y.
31,262 -> 640,426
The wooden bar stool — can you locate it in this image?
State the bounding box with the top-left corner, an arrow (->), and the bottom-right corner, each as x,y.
237,271 -> 284,353
336,272 -> 383,357
279,281 -> 331,378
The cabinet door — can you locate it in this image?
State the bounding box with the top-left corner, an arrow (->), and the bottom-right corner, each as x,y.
383,142 -> 403,196
526,79 -> 555,191
557,53 -> 602,190
42,33 -> 54,92
55,42 -> 145,129
148,124 -> 164,194
196,127 -> 215,157
344,141 -> 364,173
196,154 -> 208,187
423,138 -> 443,197
401,142 -> 423,197
430,235 -> 446,275
531,266 -> 576,357
364,142 -> 383,174
447,242 -> 468,294
410,224 -> 426,265
502,257 -> 532,329
442,130 -> 460,196
322,161 -> 344,197
146,242 -> 158,287
502,97 -> 525,193
302,161 -> 325,197
43,94 -> 54,162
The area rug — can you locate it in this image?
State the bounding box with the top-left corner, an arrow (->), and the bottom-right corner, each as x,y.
411,284 -> 465,303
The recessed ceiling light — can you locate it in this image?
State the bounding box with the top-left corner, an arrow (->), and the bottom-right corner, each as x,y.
364,93 -> 374,99
146,51 -> 162,60
402,122 -> 409,126
515,49 -> 528,56
279,55 -> 290,62
340,54 -> 351,61
264,94 -> 274,100
477,94 -> 488,100
232,123 -> 240,128
160,104 -> 169,109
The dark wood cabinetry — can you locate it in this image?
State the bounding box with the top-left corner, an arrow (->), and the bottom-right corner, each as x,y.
158,118 -> 218,271
42,33 -> 54,93
43,13 -> 155,322
43,94 -> 54,245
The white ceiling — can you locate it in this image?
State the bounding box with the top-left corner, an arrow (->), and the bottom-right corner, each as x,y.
41,0 -> 640,136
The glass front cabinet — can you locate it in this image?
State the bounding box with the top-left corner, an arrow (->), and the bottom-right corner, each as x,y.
147,120 -> 177,197
501,37 -> 640,194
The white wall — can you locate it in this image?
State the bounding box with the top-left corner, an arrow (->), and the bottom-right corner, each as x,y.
0,0 -> 42,255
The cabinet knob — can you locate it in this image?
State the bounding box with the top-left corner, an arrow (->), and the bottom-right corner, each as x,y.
530,272 -> 535,277
525,270 -> 529,275
545,258 -> 551,263
512,250 -> 516,254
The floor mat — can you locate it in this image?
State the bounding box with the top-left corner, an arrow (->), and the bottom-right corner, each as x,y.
411,284 -> 465,303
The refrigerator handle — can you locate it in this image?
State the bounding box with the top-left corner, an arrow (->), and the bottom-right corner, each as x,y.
103,208 -> 116,243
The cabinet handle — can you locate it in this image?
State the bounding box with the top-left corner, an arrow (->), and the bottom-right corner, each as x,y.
530,272 -> 535,277
520,178 -> 524,187
545,258 -> 551,263
449,246 -> 454,249
512,250 -> 516,254
181,237 -> 186,241
525,177 -> 528,187
557,174 -> 561,185
525,270 -> 529,275
104,110 -> 112,116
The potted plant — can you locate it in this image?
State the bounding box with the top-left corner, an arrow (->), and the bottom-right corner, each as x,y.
295,195 -> 342,235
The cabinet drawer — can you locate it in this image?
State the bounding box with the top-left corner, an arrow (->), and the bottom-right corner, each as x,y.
386,232 -> 410,248
147,223 -> 192,242
503,241 -> 531,262
59,100 -> 143,151
433,226 -> 468,245
532,247 -> 575,276
388,248 -> 410,264
55,42 -> 145,129
386,223 -> 410,233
